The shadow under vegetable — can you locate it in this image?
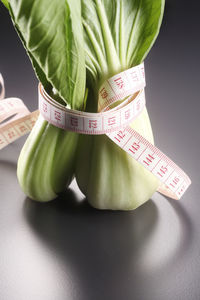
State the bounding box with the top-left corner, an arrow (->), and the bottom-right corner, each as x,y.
23,189 -> 192,300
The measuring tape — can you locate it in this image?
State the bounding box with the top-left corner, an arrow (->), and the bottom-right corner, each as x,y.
0,73 -> 39,149
0,73 -> 5,100
0,64 -> 191,199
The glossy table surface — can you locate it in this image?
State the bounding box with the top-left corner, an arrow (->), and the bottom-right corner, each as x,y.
0,1 -> 200,300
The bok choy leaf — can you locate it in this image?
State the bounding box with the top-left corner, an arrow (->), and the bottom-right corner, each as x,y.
82,0 -> 165,88
7,0 -> 86,109
1,0 -> 87,201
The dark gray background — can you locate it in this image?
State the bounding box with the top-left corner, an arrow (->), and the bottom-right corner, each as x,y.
0,1 -> 199,300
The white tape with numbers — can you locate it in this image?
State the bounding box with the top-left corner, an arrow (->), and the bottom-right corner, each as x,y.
0,73 -> 39,149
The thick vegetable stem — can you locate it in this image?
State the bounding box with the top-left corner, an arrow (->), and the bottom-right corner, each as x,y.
17,115 -> 78,201
76,108 -> 159,210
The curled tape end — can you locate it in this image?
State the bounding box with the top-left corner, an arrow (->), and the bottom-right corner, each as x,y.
0,73 -> 5,100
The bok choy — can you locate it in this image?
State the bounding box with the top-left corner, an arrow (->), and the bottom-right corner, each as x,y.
1,0 -> 165,210
3,0 -> 86,201
76,0 -> 164,210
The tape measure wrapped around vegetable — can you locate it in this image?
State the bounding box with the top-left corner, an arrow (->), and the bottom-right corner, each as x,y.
2,0 -> 167,209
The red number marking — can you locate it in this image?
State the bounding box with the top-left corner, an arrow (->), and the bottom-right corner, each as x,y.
129,142 -> 140,154
114,77 -> 124,89
143,154 -> 155,166
70,117 -> 78,127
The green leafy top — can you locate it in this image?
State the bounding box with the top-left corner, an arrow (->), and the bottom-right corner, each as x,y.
1,0 -> 165,111
1,0 -> 9,9
82,0 -> 165,86
5,0 -> 86,110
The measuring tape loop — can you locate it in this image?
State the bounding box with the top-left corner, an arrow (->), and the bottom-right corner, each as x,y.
0,63 -> 191,199
38,63 -> 191,199
0,76 -> 39,150
0,98 -> 30,125
39,84 -> 146,135
0,110 -> 39,149
98,62 -> 145,112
